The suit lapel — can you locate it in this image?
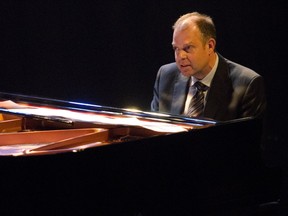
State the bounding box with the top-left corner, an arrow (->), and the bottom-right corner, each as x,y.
204,54 -> 233,119
171,73 -> 190,114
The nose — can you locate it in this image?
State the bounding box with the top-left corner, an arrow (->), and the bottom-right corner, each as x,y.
177,50 -> 188,59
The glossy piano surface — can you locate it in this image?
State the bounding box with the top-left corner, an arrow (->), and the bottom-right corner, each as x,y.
0,91 -> 218,156
0,92 -> 265,216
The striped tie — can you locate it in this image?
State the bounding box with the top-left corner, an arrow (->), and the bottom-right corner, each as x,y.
186,81 -> 208,117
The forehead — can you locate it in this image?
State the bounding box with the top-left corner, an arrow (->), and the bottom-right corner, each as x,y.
172,24 -> 202,46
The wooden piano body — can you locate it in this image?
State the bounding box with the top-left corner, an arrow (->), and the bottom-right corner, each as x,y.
0,92 -> 265,215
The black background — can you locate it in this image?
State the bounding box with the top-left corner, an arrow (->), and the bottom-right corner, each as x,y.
1,1 -> 287,153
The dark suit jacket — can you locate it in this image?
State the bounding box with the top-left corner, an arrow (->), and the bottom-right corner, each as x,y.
151,54 -> 266,121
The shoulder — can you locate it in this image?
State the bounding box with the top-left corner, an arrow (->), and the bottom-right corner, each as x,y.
156,62 -> 180,79
158,62 -> 178,73
218,54 -> 263,82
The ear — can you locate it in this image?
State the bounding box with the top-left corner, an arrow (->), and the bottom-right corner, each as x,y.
207,38 -> 216,52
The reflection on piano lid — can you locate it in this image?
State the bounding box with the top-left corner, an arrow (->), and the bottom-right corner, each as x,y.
0,91 -> 218,127
0,91 -> 219,156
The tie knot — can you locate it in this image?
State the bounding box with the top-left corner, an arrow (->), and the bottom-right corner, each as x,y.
194,81 -> 208,92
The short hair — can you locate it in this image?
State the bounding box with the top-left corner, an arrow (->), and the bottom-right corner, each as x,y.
173,12 -> 217,44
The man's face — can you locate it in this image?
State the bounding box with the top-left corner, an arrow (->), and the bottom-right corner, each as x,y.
172,24 -> 211,79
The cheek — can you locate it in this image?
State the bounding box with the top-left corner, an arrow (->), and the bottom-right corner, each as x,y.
186,55 -> 197,64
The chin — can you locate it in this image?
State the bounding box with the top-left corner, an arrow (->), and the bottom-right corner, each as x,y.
180,70 -> 192,77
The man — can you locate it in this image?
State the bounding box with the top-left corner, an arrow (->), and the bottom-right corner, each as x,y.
148,12 -> 268,216
151,12 -> 266,121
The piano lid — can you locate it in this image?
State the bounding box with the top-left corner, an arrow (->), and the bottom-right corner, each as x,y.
0,92 -> 259,158
0,91 -> 218,130
0,92 -> 219,156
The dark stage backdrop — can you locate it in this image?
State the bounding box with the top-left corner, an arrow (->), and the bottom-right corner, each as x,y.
0,1 -> 287,157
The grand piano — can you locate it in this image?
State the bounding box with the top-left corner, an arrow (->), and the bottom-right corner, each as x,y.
0,92 -> 266,216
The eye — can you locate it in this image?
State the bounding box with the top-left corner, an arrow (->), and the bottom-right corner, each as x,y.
183,45 -> 193,53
